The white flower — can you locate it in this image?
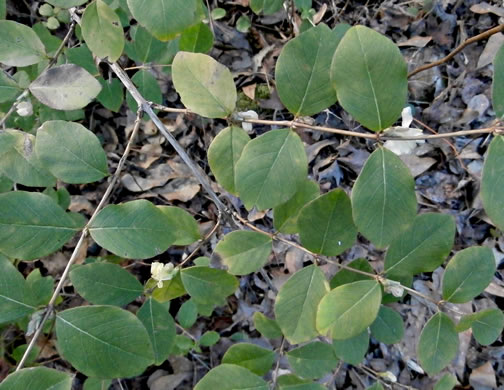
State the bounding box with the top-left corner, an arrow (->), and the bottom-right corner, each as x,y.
151,261 -> 178,288
16,101 -> 33,117
235,110 -> 258,132
383,107 -> 424,156
382,278 -> 404,298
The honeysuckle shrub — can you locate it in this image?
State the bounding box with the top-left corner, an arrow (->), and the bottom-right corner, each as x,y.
0,1 -> 503,389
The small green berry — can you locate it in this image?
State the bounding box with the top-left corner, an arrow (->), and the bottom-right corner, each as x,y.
46,16 -> 60,30
38,3 -> 53,17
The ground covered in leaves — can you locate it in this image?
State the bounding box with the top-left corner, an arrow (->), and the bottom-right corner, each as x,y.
2,0 -> 504,389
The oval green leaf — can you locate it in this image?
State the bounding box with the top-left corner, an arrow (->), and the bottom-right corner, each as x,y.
286,341 -> 339,379
137,298 -> 176,365
70,262 -> 143,306
352,147 -> 417,248
384,213 -> 455,277
208,126 -> 250,195
0,20 -> 46,66
46,0 -> 88,8
298,189 -> 357,256
194,364 -> 268,390
0,256 -> 36,324
253,312 -> 283,339
369,305 -> 404,344
97,77 -> 124,112
317,280 -> 382,340
492,44 -> 504,118
180,266 -> 238,305
125,69 -> 162,113
89,199 -> 177,259
273,179 -> 319,234
35,120 -> 108,184
481,135 -> 504,231
172,52 -> 237,118
0,70 -> 22,103
180,22 -> 214,54
250,0 -> 283,14
235,129 -> 308,210
332,330 -> 369,365
274,265 -> 329,344
127,0 -> 202,41
82,0 -> 124,62
276,23 -> 343,116
417,312 -> 458,375
442,246 -> 495,303
214,230 -> 272,275
158,206 -> 201,245
457,308 -> 504,346
222,343 -> 275,376
56,306 -> 154,378
30,64 -> 102,110
434,374 -> 458,390
330,258 -> 374,289
0,191 -> 81,260
0,130 -> 56,187
0,367 -> 72,390
331,25 -> 407,131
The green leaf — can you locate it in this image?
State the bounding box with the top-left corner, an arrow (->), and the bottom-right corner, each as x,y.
30,64 -> 102,110
127,0 -> 202,41
274,179 -> 319,234
0,367 -> 72,390
276,24 -> 343,116
0,70 -> 22,103
222,343 -> 275,376
214,231 -> 272,275
351,148 -> 417,248
65,44 -> 98,74
274,265 -> 329,344
46,0 -> 88,8
332,330 -> 369,365
298,189 -> 357,256
236,15 -> 251,33
0,176 -> 12,192
235,129 -> 308,210
151,272 -> 187,302
200,330 -> 220,347
83,378 -> 112,390
82,0 -> 124,62
369,306 -> 404,344
35,120 -> 108,184
0,0 -> 5,19
126,69 -> 162,113
481,135 -> 504,231
89,200 -> 177,259
158,206 -> 201,245
433,374 -> 458,390
286,341 -> 339,379
0,191 -> 81,260
97,77 -> 124,112
253,312 -> 283,339
208,126 -> 250,195
0,20 -> 46,66
70,262 -> 143,306
137,298 -> 176,365
442,246 -> 495,303
56,306 -> 154,378
0,130 -> 56,187
384,213 -> 455,277
456,309 -> 504,346
492,44 -> 504,118
317,280 -> 382,340
177,298 -> 198,328
331,25 -> 407,131
180,266 -> 238,305
26,268 -> 53,306
277,375 -> 326,390
366,383 -> 385,390
417,312 -> 458,375
172,51 -> 237,118
330,258 -> 374,289
0,256 -> 36,324
180,22 -> 214,53
195,364 -> 268,390
127,26 -> 166,63
250,0 -> 284,15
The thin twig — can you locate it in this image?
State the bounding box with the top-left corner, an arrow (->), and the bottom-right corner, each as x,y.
16,109 -> 144,371
270,337 -> 285,389
0,21 -> 76,129
152,103 -> 503,141
408,24 -> 504,78
109,63 -> 234,224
